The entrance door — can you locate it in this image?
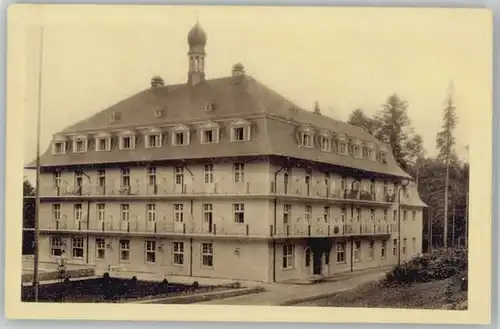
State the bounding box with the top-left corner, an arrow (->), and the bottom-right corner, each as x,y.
313,251 -> 322,275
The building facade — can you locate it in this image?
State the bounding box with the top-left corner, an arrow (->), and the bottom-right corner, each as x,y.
27,22 -> 427,283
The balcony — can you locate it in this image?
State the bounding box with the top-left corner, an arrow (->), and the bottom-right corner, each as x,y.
273,221 -> 394,239
271,182 -> 397,206
38,181 -> 270,199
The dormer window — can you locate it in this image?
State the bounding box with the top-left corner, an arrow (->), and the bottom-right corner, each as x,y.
200,121 -> 220,144
109,112 -> 121,123
318,131 -> 332,152
144,128 -> 162,148
118,130 -> 136,150
52,136 -> 67,155
95,132 -> 111,152
72,135 -> 88,153
172,124 -> 190,146
338,139 -> 348,155
153,108 -> 164,118
368,147 -> 376,161
380,151 -> 388,163
353,143 -> 362,158
205,103 -> 217,112
230,118 -> 251,142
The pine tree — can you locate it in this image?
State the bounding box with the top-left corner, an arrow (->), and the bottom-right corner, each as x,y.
436,89 -> 458,248
347,108 -> 379,135
374,94 -> 412,171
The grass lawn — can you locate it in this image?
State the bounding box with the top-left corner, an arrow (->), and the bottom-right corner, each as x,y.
22,277 -> 232,303
296,278 -> 468,309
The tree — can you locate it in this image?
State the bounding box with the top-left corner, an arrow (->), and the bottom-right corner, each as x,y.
436,91 -> 458,248
23,178 -> 36,255
347,108 -> 379,135
374,94 -> 413,171
406,133 -> 426,183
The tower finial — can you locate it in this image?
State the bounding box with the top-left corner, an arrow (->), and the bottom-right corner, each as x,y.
314,101 -> 321,114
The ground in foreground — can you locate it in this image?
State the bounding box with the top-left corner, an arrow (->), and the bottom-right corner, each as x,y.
295,278 -> 467,309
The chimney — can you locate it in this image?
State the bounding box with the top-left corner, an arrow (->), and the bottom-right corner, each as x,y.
314,101 -> 321,115
151,76 -> 165,88
232,63 -> 246,84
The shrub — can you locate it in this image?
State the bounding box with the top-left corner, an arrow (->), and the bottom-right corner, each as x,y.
384,247 -> 468,285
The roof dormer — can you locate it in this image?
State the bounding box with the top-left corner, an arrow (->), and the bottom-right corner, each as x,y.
72,134 -> 89,153
336,133 -> 348,155
95,132 -> 112,152
199,121 -> 220,144
144,127 -> 163,148
297,124 -> 314,148
351,139 -> 363,159
52,135 -> 67,155
230,118 -> 251,142
318,130 -> 332,152
172,124 -> 190,146
118,129 -> 136,150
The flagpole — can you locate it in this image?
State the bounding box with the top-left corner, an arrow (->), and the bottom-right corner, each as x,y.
33,26 -> 44,302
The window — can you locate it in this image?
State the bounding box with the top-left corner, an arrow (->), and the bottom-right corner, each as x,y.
175,167 -> 184,185
368,147 -> 376,161
403,210 -> 407,221
320,137 -> 331,151
341,177 -> 347,190
145,240 -> 156,263
96,137 -> 110,151
154,109 -> 164,118
119,239 -> 130,261
147,167 -> 156,186
282,244 -> 294,269
121,168 -> 130,187
370,208 -> 375,221
370,179 -> 376,194
353,144 -> 362,158
234,163 -> 245,183
412,210 -> 417,221
392,239 -> 398,256
202,243 -> 214,267
381,241 -> 386,259
173,132 -> 188,146
341,207 -> 346,223
393,209 -> 397,222
336,242 -> 346,263
338,141 -> 347,155
204,164 -> 214,183
402,238 -> 407,255
324,206 -> 330,222
53,172 -> 61,188
110,112 -> 121,123
233,204 -> 245,223
305,205 -> 312,222
301,133 -> 312,148
146,133 -> 162,148
412,238 -> 417,253
173,242 -> 184,265
51,237 -> 63,256
95,238 -> 105,259
72,237 -> 84,259
97,204 -> 105,223
369,240 -> 375,259
75,172 -> 83,188
174,204 -> 183,223
147,204 -> 156,222
120,135 -> 135,150
73,137 -> 87,153
232,126 -> 249,142
283,204 -> 291,224
52,141 -> 65,155
52,204 -> 61,221
98,170 -> 106,187
356,208 -> 361,222
380,151 -> 388,163
383,181 -> 388,196
201,128 -> 218,144
74,204 -> 83,223
120,204 -> 129,222
203,203 -> 213,226
383,209 -> 388,221
354,241 -> 361,262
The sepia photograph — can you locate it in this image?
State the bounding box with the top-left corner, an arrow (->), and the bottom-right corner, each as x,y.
4,4 -> 492,325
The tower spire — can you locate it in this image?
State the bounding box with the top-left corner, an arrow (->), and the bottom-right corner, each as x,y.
187,20 -> 207,86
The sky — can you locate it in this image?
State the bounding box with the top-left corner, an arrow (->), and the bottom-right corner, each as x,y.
19,5 -> 490,180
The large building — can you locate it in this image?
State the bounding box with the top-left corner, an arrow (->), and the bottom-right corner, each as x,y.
26,21 -> 426,283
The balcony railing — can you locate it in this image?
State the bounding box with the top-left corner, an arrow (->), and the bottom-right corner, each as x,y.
273,221 -> 395,238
